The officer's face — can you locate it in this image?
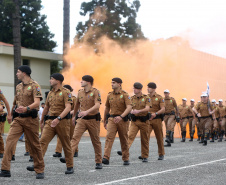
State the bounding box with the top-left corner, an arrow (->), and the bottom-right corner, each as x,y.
49,77 -> 58,87
133,88 -> 141,95
81,80 -> 88,87
182,100 -> 187,105
219,102 -> 223,106
147,87 -> 154,94
41,104 -> 45,108
201,96 -> 208,102
16,70 -> 24,80
164,92 -> 170,98
111,81 -> 120,89
190,101 -> 194,106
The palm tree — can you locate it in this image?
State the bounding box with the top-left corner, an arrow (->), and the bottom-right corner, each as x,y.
12,0 -> 21,93
63,0 -> 70,69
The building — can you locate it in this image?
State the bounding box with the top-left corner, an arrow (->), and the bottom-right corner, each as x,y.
0,42 -> 62,106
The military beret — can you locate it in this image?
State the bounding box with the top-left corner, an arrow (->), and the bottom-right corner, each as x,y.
147,82 -> 157,89
112,77 -> 122,83
82,75 -> 94,83
51,73 -> 64,82
18,65 -> 31,75
133,82 -> 143,89
63,85 -> 73,92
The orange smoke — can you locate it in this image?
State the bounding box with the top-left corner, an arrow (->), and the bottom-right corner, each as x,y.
62,11 -> 226,139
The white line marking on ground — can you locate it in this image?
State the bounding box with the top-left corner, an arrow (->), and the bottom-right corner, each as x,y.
96,158 -> 226,185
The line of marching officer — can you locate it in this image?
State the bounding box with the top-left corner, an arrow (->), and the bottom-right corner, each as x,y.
0,65 -> 225,179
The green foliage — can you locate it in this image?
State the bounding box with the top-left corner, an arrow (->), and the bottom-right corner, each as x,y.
75,0 -> 145,45
51,61 -> 63,74
0,0 -> 57,51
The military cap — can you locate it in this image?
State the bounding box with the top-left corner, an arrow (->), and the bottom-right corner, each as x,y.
133,82 -> 143,89
51,73 -> 64,82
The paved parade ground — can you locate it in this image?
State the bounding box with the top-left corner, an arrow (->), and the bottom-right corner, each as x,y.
0,135 -> 226,185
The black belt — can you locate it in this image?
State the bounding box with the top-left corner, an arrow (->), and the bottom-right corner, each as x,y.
82,113 -> 101,121
131,114 -> 149,122
181,117 -> 188,119
164,112 -> 175,116
188,116 -> 193,119
109,114 -> 120,118
0,113 -> 7,122
200,116 -> 212,119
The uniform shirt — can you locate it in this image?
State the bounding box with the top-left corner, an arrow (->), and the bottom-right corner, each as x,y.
188,105 -> 194,117
195,102 -> 213,117
213,105 -> 220,118
148,92 -> 165,113
46,87 -> 72,116
0,89 -> 5,101
105,89 -> 132,115
15,79 -> 42,110
164,97 -> 177,114
217,105 -> 226,118
71,95 -> 77,110
178,104 -> 193,118
75,87 -> 101,116
131,94 -> 151,116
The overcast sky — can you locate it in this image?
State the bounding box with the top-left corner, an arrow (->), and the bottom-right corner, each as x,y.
41,0 -> 226,58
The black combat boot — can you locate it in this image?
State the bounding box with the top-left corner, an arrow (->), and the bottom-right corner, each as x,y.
197,131 -> 201,141
181,131 -> 186,142
215,130 -> 219,140
210,132 -> 215,142
218,130 -> 224,142
203,133 -> 208,146
164,131 -> 171,147
199,135 -> 204,143
170,131 -> 174,143
189,130 -> 195,141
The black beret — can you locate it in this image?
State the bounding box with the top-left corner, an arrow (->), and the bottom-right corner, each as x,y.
82,75 -> 94,83
147,82 -> 157,89
133,82 -> 143,89
63,85 -> 73,92
112,77 -> 122,83
50,73 -> 64,82
18,65 -> 31,75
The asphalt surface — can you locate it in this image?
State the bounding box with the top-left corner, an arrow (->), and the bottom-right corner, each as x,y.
0,134 -> 226,185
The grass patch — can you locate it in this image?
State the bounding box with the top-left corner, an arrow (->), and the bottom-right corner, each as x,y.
4,121 -> 10,133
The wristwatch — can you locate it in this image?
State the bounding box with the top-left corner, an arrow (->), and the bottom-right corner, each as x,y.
27,106 -> 30,111
57,116 -> 62,120
155,112 -> 158,116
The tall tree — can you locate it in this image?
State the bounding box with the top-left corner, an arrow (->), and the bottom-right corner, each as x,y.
75,0 -> 145,45
63,0 -> 70,69
0,0 -> 56,52
12,0 -> 21,91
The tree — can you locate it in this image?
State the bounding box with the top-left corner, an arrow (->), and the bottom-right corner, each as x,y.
0,0 -> 56,52
63,0 -> 70,69
12,0 -> 21,92
75,0 -> 145,45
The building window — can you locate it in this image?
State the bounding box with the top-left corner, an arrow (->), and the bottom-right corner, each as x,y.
22,59 -> 30,66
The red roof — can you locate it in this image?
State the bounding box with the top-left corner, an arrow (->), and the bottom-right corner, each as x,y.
0,42 -> 14,47
0,42 -> 25,48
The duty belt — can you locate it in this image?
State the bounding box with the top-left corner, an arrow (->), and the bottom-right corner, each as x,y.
164,111 -> 175,116
109,114 -> 130,122
0,113 -> 7,122
82,113 -> 101,121
131,114 -> 149,122
181,116 -> 189,119
188,116 -> 193,119
200,115 -> 212,119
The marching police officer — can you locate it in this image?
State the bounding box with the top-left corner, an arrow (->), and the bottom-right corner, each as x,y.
27,73 -> 74,174
103,78 -> 132,165
61,75 -> 103,169
0,65 -> 44,179
117,82 -> 151,162
192,93 -> 215,146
